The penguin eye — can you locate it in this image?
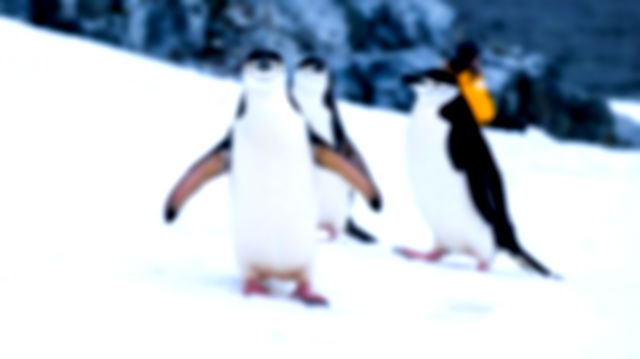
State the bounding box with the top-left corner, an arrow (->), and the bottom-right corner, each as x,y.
300,64 -> 315,73
252,59 -> 280,72
299,58 -> 326,73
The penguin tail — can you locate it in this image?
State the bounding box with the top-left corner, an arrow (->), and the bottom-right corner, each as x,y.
496,222 -> 560,279
345,218 -> 377,244
510,247 -> 561,280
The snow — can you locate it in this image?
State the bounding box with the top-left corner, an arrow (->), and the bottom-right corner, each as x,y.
610,98 -> 640,124
1,17 -> 640,358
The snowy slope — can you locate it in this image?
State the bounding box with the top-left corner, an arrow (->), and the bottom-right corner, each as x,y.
1,18 -> 640,359
610,99 -> 640,124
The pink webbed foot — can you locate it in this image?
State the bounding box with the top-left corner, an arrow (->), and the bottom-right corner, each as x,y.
476,261 -> 490,272
293,283 -> 329,306
394,246 -> 447,262
243,279 -> 269,296
463,247 -> 491,273
319,222 -> 339,241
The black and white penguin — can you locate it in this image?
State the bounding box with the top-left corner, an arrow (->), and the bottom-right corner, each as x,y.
164,50 -> 383,305
293,56 -> 378,243
396,69 -> 556,278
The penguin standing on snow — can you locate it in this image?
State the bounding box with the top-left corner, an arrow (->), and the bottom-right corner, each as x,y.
396,69 -> 556,278
293,56 -> 379,243
164,50 -> 383,305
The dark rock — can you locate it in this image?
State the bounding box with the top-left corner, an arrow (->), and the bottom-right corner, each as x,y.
482,46 -> 617,144
446,0 -> 640,98
30,0 -> 60,26
336,47 -> 443,110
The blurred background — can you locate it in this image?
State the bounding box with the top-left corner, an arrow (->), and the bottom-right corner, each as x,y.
1,0 -> 638,146
1,2 -> 640,357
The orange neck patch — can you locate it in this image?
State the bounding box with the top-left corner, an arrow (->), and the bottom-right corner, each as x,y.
456,70 -> 497,126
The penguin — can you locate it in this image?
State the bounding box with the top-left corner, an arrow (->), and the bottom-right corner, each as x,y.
293,56 -> 378,243
164,49 -> 383,306
396,68 -> 556,278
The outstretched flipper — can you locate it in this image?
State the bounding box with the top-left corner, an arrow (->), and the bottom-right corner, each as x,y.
164,133 -> 232,223
310,131 -> 382,211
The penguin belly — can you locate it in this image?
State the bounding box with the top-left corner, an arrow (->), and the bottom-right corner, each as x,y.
230,114 -> 318,278
407,112 -> 495,260
315,167 -> 351,233
300,99 -> 352,236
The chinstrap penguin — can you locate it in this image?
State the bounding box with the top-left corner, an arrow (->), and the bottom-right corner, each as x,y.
396,69 -> 557,278
165,50 -> 383,306
293,56 -> 379,243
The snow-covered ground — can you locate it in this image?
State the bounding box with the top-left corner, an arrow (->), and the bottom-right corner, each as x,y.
1,18 -> 640,358
610,99 -> 640,124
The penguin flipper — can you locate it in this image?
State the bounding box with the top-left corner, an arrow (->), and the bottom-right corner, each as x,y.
164,133 -> 232,223
310,131 -> 382,211
330,104 -> 374,179
466,169 -> 507,225
337,132 -> 374,182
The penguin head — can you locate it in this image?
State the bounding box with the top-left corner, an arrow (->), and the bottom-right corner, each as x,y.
294,56 -> 331,97
403,69 -> 459,104
449,41 -> 480,74
241,49 -> 286,92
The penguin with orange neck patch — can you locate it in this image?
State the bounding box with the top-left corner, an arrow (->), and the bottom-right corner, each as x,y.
396,69 -> 556,278
165,50 -> 383,306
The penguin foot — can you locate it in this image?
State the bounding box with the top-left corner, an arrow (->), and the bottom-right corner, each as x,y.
394,246 -> 446,262
476,261 -> 490,272
243,279 -> 269,296
293,283 -> 329,307
319,222 -> 338,241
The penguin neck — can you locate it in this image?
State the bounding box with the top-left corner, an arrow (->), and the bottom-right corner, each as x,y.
245,89 -> 290,113
295,91 -> 334,143
411,96 -> 455,132
413,96 -> 446,118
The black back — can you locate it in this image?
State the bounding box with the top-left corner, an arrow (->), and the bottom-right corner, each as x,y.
440,96 -> 554,277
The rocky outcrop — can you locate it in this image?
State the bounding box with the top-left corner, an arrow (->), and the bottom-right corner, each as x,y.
484,47 -> 618,145
447,0 -> 640,97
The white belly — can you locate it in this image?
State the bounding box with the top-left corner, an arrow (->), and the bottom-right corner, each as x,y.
298,99 -> 352,233
315,168 -> 351,230
231,109 -> 318,276
407,111 -> 495,260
